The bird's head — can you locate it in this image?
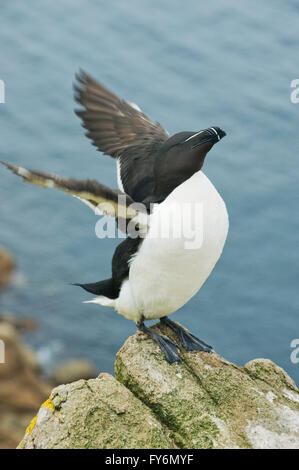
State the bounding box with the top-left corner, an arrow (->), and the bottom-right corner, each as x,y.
161,126 -> 226,165
179,126 -> 226,151
152,127 -> 226,201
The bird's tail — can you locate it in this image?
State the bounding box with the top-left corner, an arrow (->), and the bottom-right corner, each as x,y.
73,278 -> 117,308
73,278 -> 116,297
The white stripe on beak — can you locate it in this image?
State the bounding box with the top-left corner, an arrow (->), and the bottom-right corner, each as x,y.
209,127 -> 220,141
183,131 -> 204,142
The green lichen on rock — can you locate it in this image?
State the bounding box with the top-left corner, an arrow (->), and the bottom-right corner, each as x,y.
18,322 -> 299,449
18,373 -> 174,449
115,328 -> 222,448
115,323 -> 299,449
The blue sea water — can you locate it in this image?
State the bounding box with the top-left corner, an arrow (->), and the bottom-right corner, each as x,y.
0,0 -> 298,384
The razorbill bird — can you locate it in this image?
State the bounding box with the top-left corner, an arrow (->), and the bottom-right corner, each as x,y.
0,70 -> 228,363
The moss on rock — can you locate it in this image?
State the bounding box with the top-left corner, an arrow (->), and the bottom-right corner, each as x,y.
18,322 -> 299,449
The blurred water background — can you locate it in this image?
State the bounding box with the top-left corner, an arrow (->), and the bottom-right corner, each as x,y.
0,0 -> 298,383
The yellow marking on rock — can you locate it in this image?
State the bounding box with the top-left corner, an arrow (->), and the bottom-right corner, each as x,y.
25,398 -> 55,435
41,398 -> 55,412
25,415 -> 37,435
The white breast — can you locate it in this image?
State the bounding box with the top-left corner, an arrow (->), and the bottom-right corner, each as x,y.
116,170 -> 229,322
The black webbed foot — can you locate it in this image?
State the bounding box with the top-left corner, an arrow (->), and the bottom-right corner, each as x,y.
161,317 -> 212,352
138,323 -> 181,363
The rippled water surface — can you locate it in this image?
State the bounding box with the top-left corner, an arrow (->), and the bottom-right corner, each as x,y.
0,0 -> 298,383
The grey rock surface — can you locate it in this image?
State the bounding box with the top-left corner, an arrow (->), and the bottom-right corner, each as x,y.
18,323 -> 299,449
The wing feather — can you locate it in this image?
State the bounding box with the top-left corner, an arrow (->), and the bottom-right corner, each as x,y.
74,70 -> 169,201
0,160 -> 146,222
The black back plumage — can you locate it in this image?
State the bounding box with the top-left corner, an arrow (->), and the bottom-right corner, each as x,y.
73,72 -> 226,298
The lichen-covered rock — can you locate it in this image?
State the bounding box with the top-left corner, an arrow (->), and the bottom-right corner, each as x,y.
18,322 -> 299,449
18,374 -> 175,449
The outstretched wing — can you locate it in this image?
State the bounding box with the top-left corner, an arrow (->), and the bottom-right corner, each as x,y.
0,161 -> 147,224
74,70 -> 169,202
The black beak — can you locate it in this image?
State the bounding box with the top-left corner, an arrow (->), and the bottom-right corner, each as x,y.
191,127 -> 226,149
207,127 -> 226,141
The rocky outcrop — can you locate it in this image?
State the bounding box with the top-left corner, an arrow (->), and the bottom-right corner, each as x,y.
0,313 -> 38,332
50,359 -> 97,386
0,247 -> 51,448
0,246 -> 99,448
0,321 -> 51,448
0,247 -> 15,290
18,323 -> 299,449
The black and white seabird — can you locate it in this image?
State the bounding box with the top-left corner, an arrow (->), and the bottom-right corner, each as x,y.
0,71 -> 228,363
